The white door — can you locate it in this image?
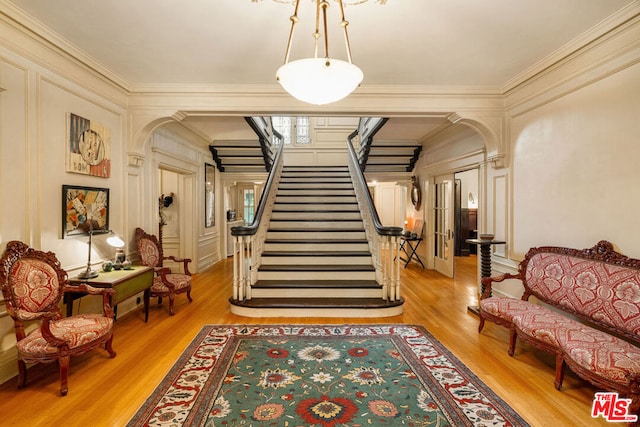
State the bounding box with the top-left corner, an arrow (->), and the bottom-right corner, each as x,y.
434,174 -> 455,277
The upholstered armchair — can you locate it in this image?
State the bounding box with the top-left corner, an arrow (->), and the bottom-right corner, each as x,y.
134,227 -> 193,315
0,241 -> 116,396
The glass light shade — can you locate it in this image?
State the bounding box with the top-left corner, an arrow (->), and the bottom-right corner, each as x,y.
106,235 -> 125,248
276,58 -> 363,105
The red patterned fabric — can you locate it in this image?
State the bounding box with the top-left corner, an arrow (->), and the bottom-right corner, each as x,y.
16,314 -> 114,361
558,325 -> 640,387
526,253 -> 640,335
10,259 -> 60,313
511,307 -> 583,348
481,297 -> 547,321
152,273 -> 191,293
138,239 -> 161,267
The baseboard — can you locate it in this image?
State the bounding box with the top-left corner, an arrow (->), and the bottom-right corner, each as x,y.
0,347 -> 18,386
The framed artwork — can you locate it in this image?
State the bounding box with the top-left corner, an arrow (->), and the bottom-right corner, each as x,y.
205,163 -> 215,227
66,113 -> 111,178
62,185 -> 110,238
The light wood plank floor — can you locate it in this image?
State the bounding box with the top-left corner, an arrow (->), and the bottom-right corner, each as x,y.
0,255 -> 607,426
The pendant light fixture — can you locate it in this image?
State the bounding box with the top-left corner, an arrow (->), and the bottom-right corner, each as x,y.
275,0 -> 364,105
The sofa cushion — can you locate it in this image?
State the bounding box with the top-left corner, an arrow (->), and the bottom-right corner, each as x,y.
511,308 -> 583,349
16,314 -> 114,361
481,297 -> 549,322
558,324 -> 640,387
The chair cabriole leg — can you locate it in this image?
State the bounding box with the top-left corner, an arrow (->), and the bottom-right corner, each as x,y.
59,355 -> 70,396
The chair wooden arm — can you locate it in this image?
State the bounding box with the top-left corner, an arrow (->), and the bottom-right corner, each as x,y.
480,273 -> 522,299
163,256 -> 192,275
40,318 -> 69,347
63,284 -> 116,318
154,267 -> 176,290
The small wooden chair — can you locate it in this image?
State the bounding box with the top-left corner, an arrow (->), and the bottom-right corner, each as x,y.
134,227 -> 193,316
0,241 -> 116,396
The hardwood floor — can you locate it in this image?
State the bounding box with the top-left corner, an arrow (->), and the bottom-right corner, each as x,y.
0,255 -> 607,426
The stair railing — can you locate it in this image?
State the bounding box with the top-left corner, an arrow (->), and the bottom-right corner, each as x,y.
347,131 -> 403,301
230,137 -> 284,301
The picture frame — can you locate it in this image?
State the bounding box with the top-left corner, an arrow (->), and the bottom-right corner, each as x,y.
62,185 -> 110,238
205,163 -> 215,228
66,113 -> 111,178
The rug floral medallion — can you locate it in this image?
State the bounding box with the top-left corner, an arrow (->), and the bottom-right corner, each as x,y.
128,324 -> 528,427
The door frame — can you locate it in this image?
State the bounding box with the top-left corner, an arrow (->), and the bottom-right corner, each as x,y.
423,164 -> 482,277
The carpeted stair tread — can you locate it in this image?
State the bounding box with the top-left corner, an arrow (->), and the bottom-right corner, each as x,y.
253,279 -> 380,288
229,297 -> 404,309
258,264 -> 374,271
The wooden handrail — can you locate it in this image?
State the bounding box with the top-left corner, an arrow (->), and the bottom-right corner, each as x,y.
347,130 -> 403,237
230,133 -> 284,237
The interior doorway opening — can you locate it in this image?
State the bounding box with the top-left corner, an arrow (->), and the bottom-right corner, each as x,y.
431,168 -> 479,279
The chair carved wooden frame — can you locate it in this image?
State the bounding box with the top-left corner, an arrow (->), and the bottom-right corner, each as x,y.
0,241 -> 116,396
134,227 -> 193,316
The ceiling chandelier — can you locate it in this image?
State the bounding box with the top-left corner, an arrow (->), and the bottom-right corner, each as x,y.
275,0 -> 364,105
256,0 -> 387,5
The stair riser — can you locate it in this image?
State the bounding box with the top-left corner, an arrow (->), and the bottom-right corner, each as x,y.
279,182 -> 354,188
261,256 -> 372,265
258,271 -> 376,280
266,231 -> 366,239
264,242 -> 370,252
276,196 -> 357,203
271,211 -> 362,220
274,204 -> 359,211
278,190 -> 355,196
282,169 -> 348,173
280,178 -> 352,183
269,221 -> 363,229
251,288 -> 382,298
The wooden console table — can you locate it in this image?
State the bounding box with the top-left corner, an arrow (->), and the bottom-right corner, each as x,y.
66,266 -> 154,322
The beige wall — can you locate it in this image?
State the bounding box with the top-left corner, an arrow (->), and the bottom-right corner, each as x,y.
510,63 -> 640,259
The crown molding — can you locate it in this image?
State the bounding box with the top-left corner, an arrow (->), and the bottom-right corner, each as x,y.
0,0 -> 131,93
502,1 -> 640,94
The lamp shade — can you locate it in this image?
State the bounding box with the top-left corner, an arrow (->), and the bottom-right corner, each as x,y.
106,235 -> 125,248
276,57 -> 363,105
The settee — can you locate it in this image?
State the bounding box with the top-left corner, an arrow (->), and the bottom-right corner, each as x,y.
478,241 -> 640,421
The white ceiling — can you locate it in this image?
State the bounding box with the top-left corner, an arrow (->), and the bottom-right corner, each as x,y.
6,0 -> 635,143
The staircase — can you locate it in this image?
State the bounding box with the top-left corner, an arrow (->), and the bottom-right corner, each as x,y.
229,165 -> 404,317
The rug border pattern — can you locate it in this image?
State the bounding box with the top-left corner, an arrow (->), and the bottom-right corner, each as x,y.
127,324 -> 529,427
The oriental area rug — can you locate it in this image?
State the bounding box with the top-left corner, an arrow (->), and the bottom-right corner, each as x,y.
127,324 -> 529,427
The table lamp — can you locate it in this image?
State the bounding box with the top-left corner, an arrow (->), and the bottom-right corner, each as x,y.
77,226 -> 126,279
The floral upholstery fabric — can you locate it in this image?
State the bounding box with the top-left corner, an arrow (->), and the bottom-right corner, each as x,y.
481,297 -> 547,322
511,306 -> 584,349
152,273 -> 191,293
525,253 -> 640,335
11,259 -> 60,314
482,250 -> 640,389
558,325 -> 640,387
138,238 -> 161,268
17,314 -> 114,361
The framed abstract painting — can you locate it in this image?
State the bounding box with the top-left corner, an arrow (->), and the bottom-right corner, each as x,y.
62,185 -> 110,238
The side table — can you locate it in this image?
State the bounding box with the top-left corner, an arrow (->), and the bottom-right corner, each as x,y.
66,266 -> 154,322
398,236 -> 425,269
465,238 -> 506,315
